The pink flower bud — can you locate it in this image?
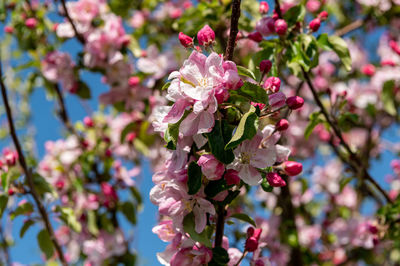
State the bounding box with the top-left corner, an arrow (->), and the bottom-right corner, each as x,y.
275,119 -> 289,131
245,237 -> 258,252
306,0 -> 321,12
128,76 -> 140,86
264,77 -> 281,93
286,96 -> 304,110
361,64 -> 375,76
4,26 -> 14,34
224,169 -> 241,185
274,19 -> 287,36
25,18 -> 37,29
309,18 -> 321,32
126,132 -> 137,143
251,102 -> 266,110
247,227 -> 255,238
266,172 -> 286,187
259,1 -> 269,14
4,151 -> 17,166
83,116 -> 94,127
197,154 -> 224,180
105,149 -> 112,157
284,161 -> 303,176
248,31 -> 263,43
318,11 -> 329,21
368,224 -> 378,234
101,182 -> 118,202
256,17 -> 276,36
56,180 -> 65,190
197,25 -> 215,46
381,59 -> 396,67
259,60 -> 272,73
178,32 -> 194,48
269,92 -> 286,109
8,188 -> 15,196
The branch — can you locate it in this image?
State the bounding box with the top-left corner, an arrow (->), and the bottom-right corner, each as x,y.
54,84 -> 80,137
224,0 -> 241,61
302,68 -> 393,204
0,60 -> 68,266
334,19 -> 363,37
59,0 -> 85,44
214,205 -> 225,247
274,0 -> 283,18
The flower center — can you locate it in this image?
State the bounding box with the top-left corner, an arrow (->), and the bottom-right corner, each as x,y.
240,152 -> 251,164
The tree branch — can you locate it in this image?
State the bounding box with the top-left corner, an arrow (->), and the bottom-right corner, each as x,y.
0,60 -> 68,266
224,0 -> 241,61
214,205 -> 225,247
59,0 -> 85,44
302,68 -> 393,204
334,19 -> 363,37
274,0 -> 283,18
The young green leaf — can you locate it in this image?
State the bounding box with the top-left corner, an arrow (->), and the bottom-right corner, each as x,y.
183,212 -> 212,247
237,65 -> 257,80
236,81 -> 268,104
37,229 -> 54,259
187,162 -> 202,195
206,120 -> 234,164
229,213 -> 256,227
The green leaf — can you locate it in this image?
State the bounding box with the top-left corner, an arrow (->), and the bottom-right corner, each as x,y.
206,120 -> 234,164
57,207 -> 82,232
11,202 -> 34,220
121,201 -> 137,225
316,33 -> 331,51
237,65 -> 256,80
183,212 -> 212,247
162,82 -> 171,91
328,36 -> 352,71
0,195 -> 8,218
225,106 -> 259,150
76,81 -> 91,99
164,111 -> 189,150
261,176 -> 273,192
304,112 -> 323,139
87,210 -> 99,236
37,229 -> 54,259
382,80 -> 397,116
236,81 -> 268,104
338,112 -> 358,132
33,173 -> 55,196
229,213 -> 256,227
1,172 -> 9,191
187,162 -> 202,195
204,178 -> 233,198
283,5 -> 306,25
209,247 -> 230,266
20,219 -> 35,238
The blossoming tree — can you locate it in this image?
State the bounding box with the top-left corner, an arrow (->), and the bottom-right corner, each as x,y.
1,0 -> 400,265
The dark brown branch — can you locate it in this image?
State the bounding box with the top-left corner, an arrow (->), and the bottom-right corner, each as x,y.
224,0 -> 241,61
302,68 -> 393,204
214,205 -> 225,247
274,0 -> 283,19
54,84 -> 79,137
0,60 -> 68,266
59,0 -> 85,44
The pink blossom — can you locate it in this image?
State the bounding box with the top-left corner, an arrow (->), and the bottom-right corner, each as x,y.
197,25 -> 215,46
197,154 -> 225,180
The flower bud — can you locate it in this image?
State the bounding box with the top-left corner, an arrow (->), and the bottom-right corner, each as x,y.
259,1 -> 269,14
105,149 -> 112,157
25,18 -> 37,29
197,25 -> 215,46
128,76 -> 140,86
4,151 -> 17,166
274,19 -> 287,36
245,237 -> 258,252
126,132 -> 137,143
275,119 -> 289,131
83,116 -> 94,128
256,17 -> 276,36
266,172 -> 286,187
269,92 -> 286,109
4,26 -> 14,34
381,59 -> 396,67
264,77 -> 281,93
286,96 -> 304,110
318,11 -> 329,21
178,32 -> 194,48
306,0 -> 321,13
248,31 -> 263,43
309,18 -> 321,32
198,154 -> 224,180
8,188 -> 15,196
284,161 -> 303,176
361,64 -> 375,76
56,180 -> 65,190
259,60 -> 272,73
224,169 -> 241,185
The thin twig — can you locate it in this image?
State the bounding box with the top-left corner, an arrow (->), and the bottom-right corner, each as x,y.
334,19 -> 363,37
302,68 -> 393,204
214,205 -> 225,247
274,0 -> 282,18
0,60 -> 68,266
59,0 -> 85,43
224,0 -> 241,61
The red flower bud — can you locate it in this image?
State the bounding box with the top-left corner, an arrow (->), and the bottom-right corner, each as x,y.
361,64 -> 376,76
126,132 -> 137,143
259,60 -> 272,73
4,151 -> 17,166
4,26 -> 14,34
275,119 -> 289,131
55,180 -> 65,190
381,59 -> 396,67
25,18 -> 37,29
266,172 -> 286,187
105,149 -> 112,157
197,25 -> 215,46
318,11 -> 329,21
178,32 -> 194,48
128,76 -> 140,86
245,237 -> 259,252
309,18 -> 321,32
264,77 -> 281,93
8,188 -> 15,196
248,31 -> 263,43
274,19 -> 287,36
224,169 -> 241,185
284,161 -> 303,176
286,96 -> 304,110
83,116 -> 94,128
259,1 -> 269,14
